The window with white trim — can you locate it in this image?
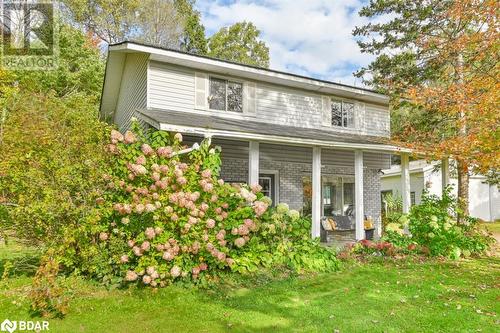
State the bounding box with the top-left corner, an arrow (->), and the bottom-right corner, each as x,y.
331,100 -> 355,128
208,77 -> 243,112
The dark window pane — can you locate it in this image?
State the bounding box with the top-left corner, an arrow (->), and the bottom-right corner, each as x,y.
209,77 -> 226,111
227,81 -> 243,112
343,102 -> 354,128
331,101 -> 342,126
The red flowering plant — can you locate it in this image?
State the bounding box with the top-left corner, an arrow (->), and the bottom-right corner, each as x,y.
59,122 -> 271,287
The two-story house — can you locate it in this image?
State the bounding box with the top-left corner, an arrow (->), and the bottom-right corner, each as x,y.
100,41 -> 411,241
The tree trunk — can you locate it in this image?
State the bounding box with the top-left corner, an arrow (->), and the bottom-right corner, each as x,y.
456,159 -> 469,221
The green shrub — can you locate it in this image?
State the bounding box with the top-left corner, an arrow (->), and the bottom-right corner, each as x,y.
57,123 -> 339,287
238,203 -> 339,273
383,189 -> 493,259
0,92 -> 110,245
29,254 -> 70,318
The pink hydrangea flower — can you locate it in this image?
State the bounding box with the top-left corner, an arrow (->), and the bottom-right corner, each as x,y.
199,263 -> 208,271
110,129 -> 124,143
142,275 -> 152,284
226,258 -> 235,266
218,179 -> 224,185
135,204 -> 145,214
174,133 -> 183,142
141,241 -> 150,251
253,201 -> 269,216
154,226 -> 163,235
123,131 -> 137,144
146,266 -> 156,276
136,155 -> 147,165
170,265 -> 181,278
238,225 -> 249,236
141,144 -> 155,156
234,237 -> 246,248
171,213 -> 178,221
145,227 -> 156,239
121,217 -> 130,225
251,184 -> 263,193
127,240 -> 135,248
145,203 -> 156,213
177,177 -> 187,185
200,202 -> 209,212
201,169 -> 212,178
162,251 -> 174,261
120,255 -> 129,263
99,232 -> 108,241
206,218 -> 216,229
132,246 -> 142,256
157,146 -> 173,157
125,270 -> 138,281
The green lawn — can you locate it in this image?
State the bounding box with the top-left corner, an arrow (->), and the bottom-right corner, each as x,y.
0,242 -> 499,332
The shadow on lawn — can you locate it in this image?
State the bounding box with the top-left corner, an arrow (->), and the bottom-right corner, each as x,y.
201,269 -> 385,332
0,241 -> 41,278
199,257 -> 499,332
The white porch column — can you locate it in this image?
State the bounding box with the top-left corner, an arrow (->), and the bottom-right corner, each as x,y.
248,141 -> 260,186
441,158 -> 450,195
401,153 -> 411,214
354,150 -> 364,240
311,147 -> 322,238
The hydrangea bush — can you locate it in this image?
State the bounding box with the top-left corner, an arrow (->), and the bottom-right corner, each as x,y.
58,123 -> 338,287
383,189 -> 493,259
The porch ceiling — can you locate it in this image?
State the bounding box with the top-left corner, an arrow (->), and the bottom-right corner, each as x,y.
136,108 -> 410,153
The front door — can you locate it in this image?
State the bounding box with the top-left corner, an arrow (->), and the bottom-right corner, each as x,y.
259,174 -> 276,206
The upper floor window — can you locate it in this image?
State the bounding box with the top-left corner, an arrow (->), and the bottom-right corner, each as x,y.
209,77 -> 243,112
331,100 -> 354,128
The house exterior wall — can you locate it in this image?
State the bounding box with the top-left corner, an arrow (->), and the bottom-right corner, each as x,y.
382,169 -> 500,221
381,172 -> 426,204
114,53 -> 149,132
146,61 -> 390,137
219,157 -> 383,233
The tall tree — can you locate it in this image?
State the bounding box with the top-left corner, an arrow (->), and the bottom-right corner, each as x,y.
174,0 -> 208,54
131,0 -> 183,48
208,21 -> 270,68
61,0 -> 140,44
12,24 -> 105,101
353,0 -> 499,217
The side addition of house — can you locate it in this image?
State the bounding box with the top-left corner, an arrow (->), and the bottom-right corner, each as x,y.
100,42 -> 411,241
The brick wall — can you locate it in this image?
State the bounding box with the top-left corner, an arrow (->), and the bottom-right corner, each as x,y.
220,157 -> 382,235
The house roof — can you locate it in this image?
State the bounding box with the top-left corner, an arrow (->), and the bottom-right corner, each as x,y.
100,41 -> 390,118
136,108 -> 408,153
381,160 -> 438,177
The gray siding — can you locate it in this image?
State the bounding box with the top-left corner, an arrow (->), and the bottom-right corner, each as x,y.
148,61 -> 195,112
114,53 -> 148,131
147,61 -> 390,137
255,84 -> 322,128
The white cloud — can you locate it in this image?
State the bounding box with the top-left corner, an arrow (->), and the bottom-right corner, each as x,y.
196,0 -> 374,86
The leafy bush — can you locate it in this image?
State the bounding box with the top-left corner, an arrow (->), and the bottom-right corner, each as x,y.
29,254 -> 70,318
0,92 -> 110,245
57,124 -> 338,287
237,203 -> 339,273
383,189 -> 493,259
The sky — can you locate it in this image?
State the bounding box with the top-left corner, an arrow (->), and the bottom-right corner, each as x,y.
195,0 -> 374,86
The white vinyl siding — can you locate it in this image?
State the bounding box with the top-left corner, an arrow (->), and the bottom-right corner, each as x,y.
149,61 -> 196,112
146,61 -> 390,137
114,53 -> 148,131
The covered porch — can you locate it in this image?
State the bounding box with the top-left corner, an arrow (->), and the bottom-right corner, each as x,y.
136,108 -> 411,243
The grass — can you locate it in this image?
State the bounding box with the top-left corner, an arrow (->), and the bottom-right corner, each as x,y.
0,243 -> 499,332
483,221 -> 500,234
